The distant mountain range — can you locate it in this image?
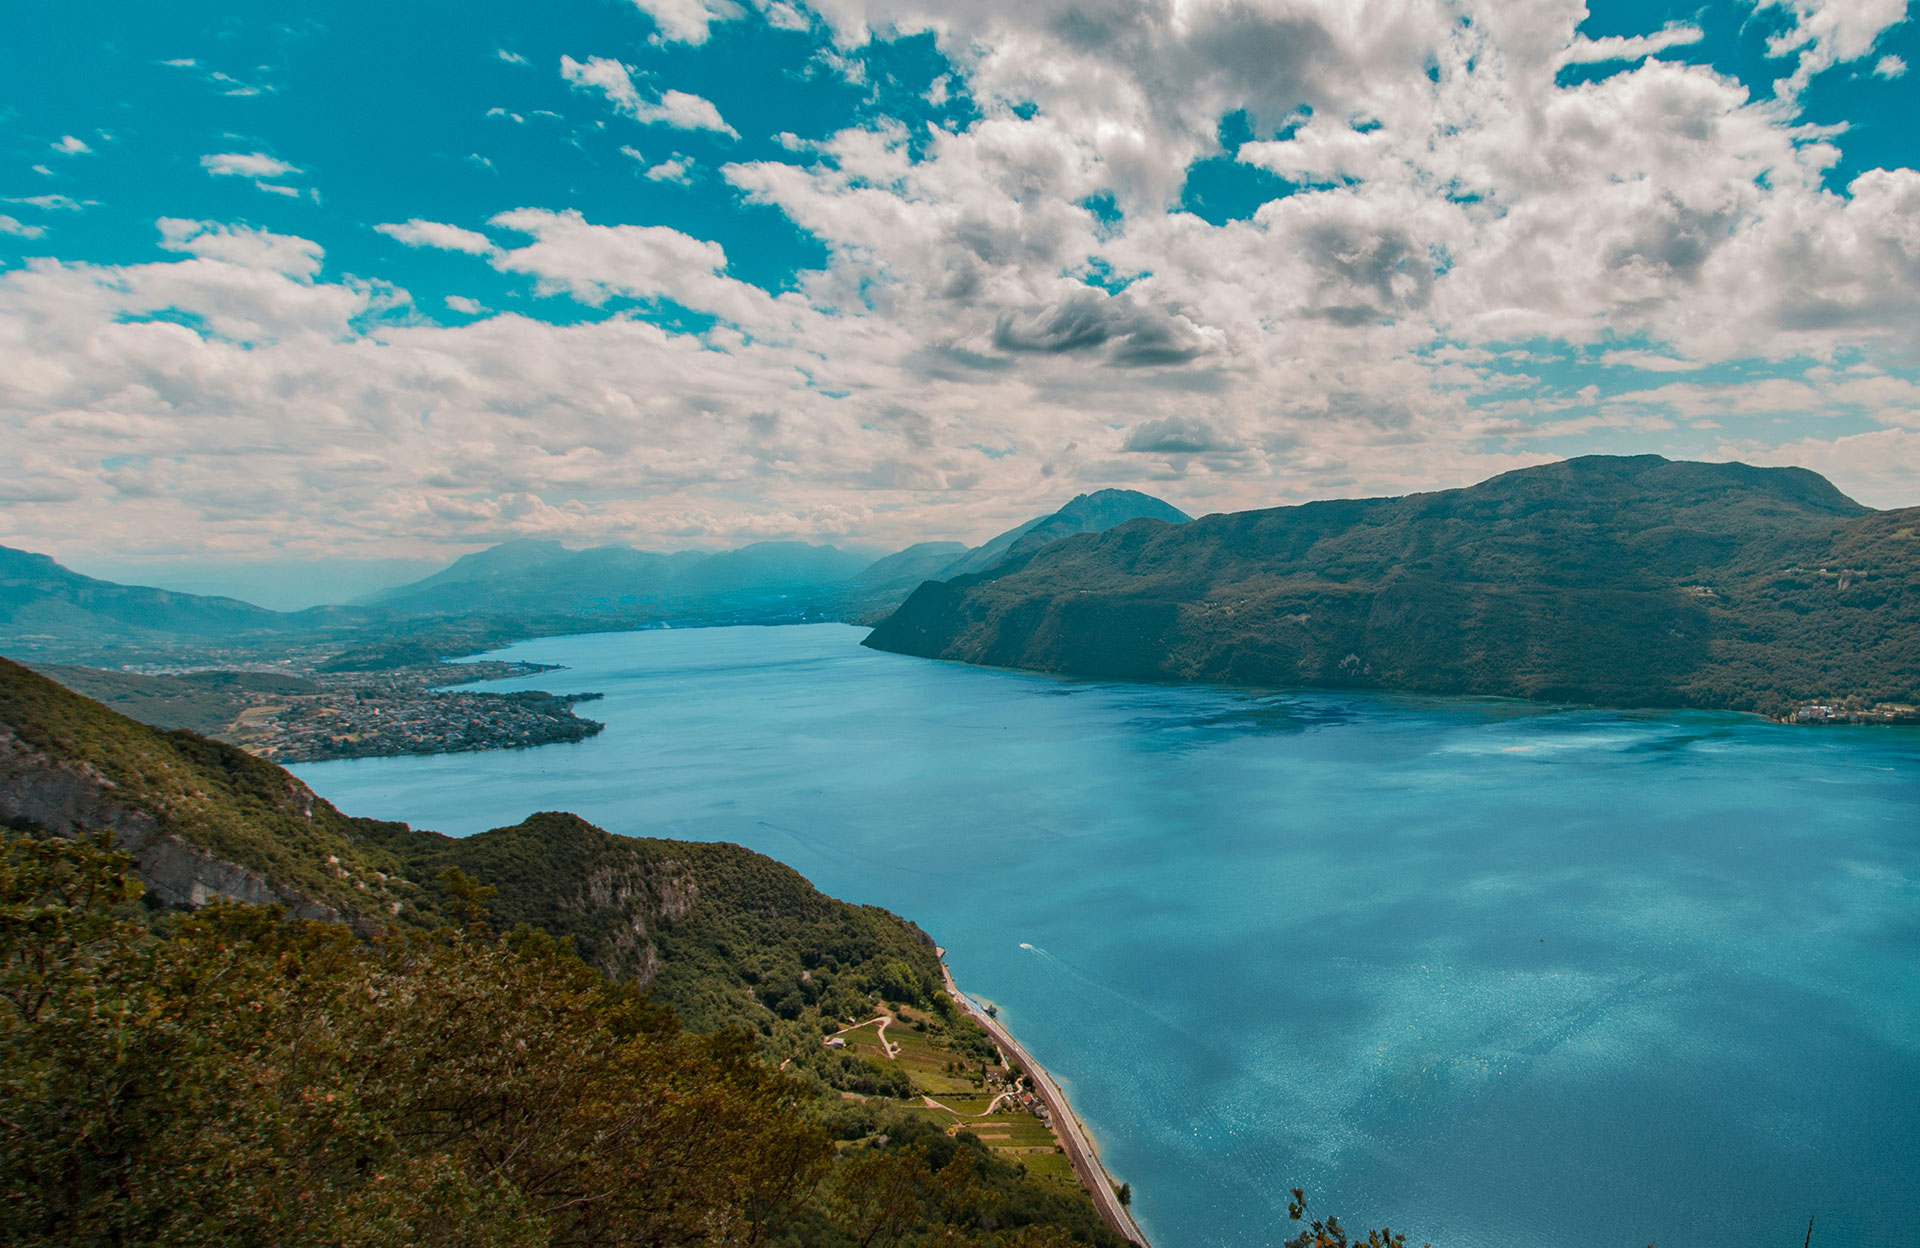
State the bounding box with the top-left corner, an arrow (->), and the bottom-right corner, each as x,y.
357,489 -> 1191,622
354,538 -> 879,618
0,489 -> 1188,661
866,456 -> 1920,716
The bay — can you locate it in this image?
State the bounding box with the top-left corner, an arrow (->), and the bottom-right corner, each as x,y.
291,623 -> 1920,1248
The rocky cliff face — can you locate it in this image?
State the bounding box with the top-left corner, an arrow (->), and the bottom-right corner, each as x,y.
0,725 -> 339,918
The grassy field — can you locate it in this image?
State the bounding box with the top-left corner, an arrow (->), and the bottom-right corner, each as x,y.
827,1001 -> 1083,1193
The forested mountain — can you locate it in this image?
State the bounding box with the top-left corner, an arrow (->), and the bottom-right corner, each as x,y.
937,491 -> 1192,581
1,491 -> 1191,661
360,538 -> 879,618
0,655 -> 939,1021
365,493 -> 1190,623
866,456 -> 1920,716
0,544 -> 365,649
0,657 -> 1135,1247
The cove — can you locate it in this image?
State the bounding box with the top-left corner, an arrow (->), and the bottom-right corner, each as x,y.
290,624 -> 1920,1248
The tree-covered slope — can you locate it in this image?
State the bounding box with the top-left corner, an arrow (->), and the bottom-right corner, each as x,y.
938,490 -> 1192,580
0,658 -> 1138,1247
2,829 -> 1131,1248
0,657 -> 943,1028
866,455 -> 1920,714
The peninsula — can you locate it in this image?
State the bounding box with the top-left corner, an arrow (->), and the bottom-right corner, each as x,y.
29,657 -> 605,763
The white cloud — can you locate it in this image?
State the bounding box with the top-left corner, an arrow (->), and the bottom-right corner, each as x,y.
376,218 -> 497,255
625,0 -> 743,45
1597,350 -> 1700,373
624,146 -> 695,183
1558,23 -> 1704,66
497,48 -> 530,65
646,156 -> 694,183
559,55 -> 739,136
156,218 -> 324,279
51,135 -> 92,156
763,1 -> 809,31
4,194 -> 85,212
1754,0 -> 1910,96
201,151 -> 302,180
487,208 -> 783,326
1875,54 -> 1908,79
0,215 -> 47,240
7,1 -> 1920,564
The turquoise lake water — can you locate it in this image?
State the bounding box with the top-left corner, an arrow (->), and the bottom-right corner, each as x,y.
291,623 -> 1920,1248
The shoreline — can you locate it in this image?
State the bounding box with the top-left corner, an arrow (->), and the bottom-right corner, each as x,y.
937,955 -> 1148,1247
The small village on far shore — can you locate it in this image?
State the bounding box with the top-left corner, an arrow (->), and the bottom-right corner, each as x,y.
1787,701 -> 1920,725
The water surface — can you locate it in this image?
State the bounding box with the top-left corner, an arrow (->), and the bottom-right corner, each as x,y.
293,624 -> 1920,1248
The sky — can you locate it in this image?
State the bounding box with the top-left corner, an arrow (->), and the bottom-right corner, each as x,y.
5,0 -> 1920,600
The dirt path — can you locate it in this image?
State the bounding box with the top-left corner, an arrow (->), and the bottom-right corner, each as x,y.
919,1089 -> 1018,1117
937,959 -> 1147,1246
828,1014 -> 899,1059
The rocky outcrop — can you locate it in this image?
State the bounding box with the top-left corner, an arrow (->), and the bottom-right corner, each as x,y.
0,725 -> 338,919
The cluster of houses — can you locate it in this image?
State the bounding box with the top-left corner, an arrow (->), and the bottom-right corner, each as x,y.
1790,701 -> 1920,725
245,686 -> 602,762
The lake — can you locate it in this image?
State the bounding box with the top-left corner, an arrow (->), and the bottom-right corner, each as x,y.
291,623 -> 1920,1248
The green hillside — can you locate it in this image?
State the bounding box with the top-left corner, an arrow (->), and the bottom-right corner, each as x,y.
0,658 -> 1135,1247
0,657 -> 944,1029
866,456 -> 1920,715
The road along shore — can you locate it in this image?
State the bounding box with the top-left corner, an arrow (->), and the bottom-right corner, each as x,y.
937,956 -> 1149,1247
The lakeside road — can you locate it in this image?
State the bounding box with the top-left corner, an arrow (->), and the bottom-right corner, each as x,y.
937,957 -> 1149,1247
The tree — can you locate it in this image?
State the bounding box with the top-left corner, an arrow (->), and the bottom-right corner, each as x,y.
1285,1189 -> 1426,1248
0,827 -> 831,1248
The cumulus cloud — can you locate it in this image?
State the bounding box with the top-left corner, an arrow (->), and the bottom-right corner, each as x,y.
1122,414 -> 1240,453
559,55 -> 738,136
376,218 -> 497,254
646,157 -> 694,183
156,218 -> 324,279
993,291 -> 1216,366
1754,0 -> 1909,95
485,208 -> 785,327
0,215 -> 46,240
6,0 -> 1920,564
1558,23 -> 1704,66
624,0 -> 743,45
51,135 -> 92,156
201,151 -> 301,180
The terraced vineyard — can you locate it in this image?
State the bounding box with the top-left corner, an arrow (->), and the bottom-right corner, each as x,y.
829,1002 -> 1083,1192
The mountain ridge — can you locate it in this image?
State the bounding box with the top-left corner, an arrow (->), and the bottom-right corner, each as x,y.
2,488 -> 1191,659
865,455 -> 1919,715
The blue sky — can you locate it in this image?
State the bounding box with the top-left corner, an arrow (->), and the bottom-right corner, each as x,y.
4,0 -> 1919,602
